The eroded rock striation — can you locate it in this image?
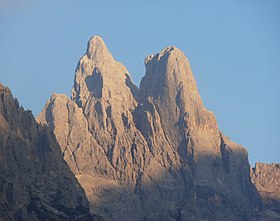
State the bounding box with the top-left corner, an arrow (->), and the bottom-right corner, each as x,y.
0,83 -> 102,221
38,36 -> 271,221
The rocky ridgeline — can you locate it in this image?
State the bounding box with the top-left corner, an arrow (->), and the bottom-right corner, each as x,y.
0,84 -> 102,220
37,36 -> 279,221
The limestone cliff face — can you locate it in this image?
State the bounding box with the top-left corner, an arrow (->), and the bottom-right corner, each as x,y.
139,46 -> 248,189
141,46 -> 218,136
0,83 -> 101,221
38,36 -> 263,221
251,163 -> 280,219
37,93 -> 113,178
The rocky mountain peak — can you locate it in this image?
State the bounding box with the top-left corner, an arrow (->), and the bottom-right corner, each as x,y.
144,46 -> 188,64
140,45 -> 218,136
142,45 -> 197,97
86,36 -> 113,62
72,36 -> 138,110
37,36 -> 277,221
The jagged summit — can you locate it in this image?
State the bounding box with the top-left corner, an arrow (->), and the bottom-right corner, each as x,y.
37,36 -> 273,221
86,35 -> 113,62
72,35 -> 138,114
141,44 -> 218,136
144,46 -> 187,64
142,45 -> 197,97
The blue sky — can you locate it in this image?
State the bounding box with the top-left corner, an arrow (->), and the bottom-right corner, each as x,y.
0,0 -> 279,165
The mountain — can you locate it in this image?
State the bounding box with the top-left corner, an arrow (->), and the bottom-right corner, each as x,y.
0,83 -> 102,220
251,163 -> 280,219
37,36 -> 278,221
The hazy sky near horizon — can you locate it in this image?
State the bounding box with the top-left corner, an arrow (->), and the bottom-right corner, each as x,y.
0,1 -> 279,165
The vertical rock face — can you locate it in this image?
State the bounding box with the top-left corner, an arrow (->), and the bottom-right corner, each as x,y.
138,46 -> 260,220
141,46 -> 218,136
38,36 -> 263,221
69,36 -> 142,183
251,163 -> 280,219
0,83 -> 101,220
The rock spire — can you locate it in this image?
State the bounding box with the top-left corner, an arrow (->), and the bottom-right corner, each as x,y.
37,36 -> 277,221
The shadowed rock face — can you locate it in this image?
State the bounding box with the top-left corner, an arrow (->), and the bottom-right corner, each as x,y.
0,84 -> 102,221
251,163 -> 280,219
38,36 -> 268,221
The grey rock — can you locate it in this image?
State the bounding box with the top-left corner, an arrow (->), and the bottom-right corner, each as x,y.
251,163 -> 280,220
0,83 -> 102,221
38,36 -> 275,221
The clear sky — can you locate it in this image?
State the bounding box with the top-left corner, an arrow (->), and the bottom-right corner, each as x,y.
0,0 -> 279,165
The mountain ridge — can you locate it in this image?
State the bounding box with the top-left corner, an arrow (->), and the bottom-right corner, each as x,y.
37,36 -> 279,221
0,82 -> 103,220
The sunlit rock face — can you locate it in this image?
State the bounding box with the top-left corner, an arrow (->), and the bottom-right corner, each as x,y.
0,83 -> 102,221
38,36 -> 268,221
